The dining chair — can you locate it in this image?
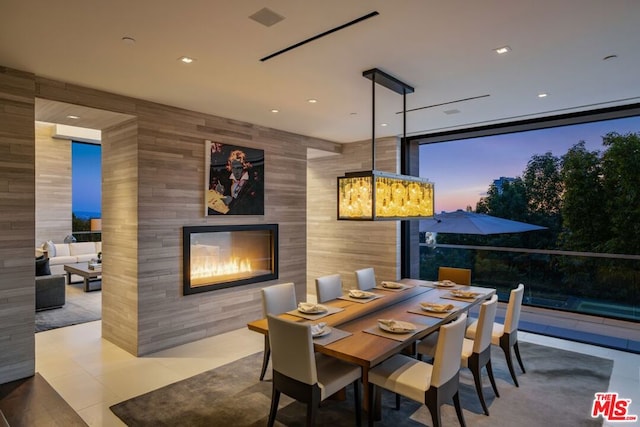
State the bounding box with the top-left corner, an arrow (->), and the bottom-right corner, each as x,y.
315,274 -> 343,303
367,313 -> 467,427
260,282 -> 297,381
466,283 -> 526,387
355,267 -> 376,290
266,314 -> 362,427
438,266 -> 472,286
417,295 -> 500,416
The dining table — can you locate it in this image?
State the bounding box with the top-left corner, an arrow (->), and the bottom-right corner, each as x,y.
247,278 -> 496,418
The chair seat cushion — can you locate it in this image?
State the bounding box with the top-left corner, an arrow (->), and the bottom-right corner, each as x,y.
466,319 -> 505,345
316,354 -> 361,400
369,354 -> 433,403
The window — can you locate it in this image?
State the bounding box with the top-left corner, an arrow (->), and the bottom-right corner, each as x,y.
71,141 -> 102,241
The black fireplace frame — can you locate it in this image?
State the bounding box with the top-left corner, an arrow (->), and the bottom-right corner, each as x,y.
182,224 -> 278,295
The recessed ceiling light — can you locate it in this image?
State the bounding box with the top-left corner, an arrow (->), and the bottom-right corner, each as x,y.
121,36 -> 136,45
270,109 -> 279,113
494,45 -> 512,55
66,115 -> 80,119
538,93 -> 548,98
307,99 -> 317,104
178,56 -> 195,64
380,123 -> 388,127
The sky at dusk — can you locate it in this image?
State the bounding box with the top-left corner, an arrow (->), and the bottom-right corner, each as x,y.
419,115 -> 640,213
72,142 -> 101,218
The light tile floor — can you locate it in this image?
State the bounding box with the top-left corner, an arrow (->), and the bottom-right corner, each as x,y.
36,321 -> 639,426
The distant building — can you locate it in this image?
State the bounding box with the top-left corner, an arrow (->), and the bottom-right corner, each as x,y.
493,176 -> 516,194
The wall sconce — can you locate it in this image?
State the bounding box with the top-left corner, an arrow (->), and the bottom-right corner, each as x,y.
337,68 -> 434,220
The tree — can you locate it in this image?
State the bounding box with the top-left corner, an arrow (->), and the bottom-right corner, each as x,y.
601,132 -> 640,254
559,141 -> 607,251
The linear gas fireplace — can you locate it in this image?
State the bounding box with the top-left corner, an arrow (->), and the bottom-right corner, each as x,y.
183,224 -> 278,295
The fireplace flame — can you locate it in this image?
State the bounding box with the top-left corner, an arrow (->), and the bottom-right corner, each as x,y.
191,257 -> 253,280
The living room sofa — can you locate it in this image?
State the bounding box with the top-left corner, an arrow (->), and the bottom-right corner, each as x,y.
37,241 -> 102,280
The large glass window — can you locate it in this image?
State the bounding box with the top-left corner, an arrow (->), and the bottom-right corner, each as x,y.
71,141 -> 102,241
416,106 -> 640,322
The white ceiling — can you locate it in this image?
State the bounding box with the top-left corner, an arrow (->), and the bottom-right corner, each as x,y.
2,0 -> 639,143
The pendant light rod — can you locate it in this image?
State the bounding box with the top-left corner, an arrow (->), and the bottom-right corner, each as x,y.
362,68 -> 414,170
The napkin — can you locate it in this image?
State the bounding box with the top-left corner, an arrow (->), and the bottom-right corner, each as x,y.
310,322 -> 327,336
378,319 -> 416,332
298,302 -> 326,312
420,302 -> 454,311
450,290 -> 479,298
381,281 -> 404,289
349,290 -> 371,298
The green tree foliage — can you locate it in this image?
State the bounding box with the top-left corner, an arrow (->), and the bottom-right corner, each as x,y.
601,132 -> 640,254
560,141 -> 606,251
522,152 -> 563,239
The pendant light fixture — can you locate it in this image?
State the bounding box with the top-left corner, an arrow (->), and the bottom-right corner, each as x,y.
337,68 -> 434,220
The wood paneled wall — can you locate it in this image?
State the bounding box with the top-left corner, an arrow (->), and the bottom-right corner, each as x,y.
306,137 -> 400,295
0,67 -> 36,383
35,123 -> 71,245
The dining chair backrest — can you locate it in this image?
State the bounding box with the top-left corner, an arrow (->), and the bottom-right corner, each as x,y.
503,284 -> 525,335
261,282 -> 297,317
438,266 -> 472,286
354,267 -> 376,290
472,294 -> 498,354
315,274 -> 343,303
267,314 -> 317,385
431,312 -> 467,387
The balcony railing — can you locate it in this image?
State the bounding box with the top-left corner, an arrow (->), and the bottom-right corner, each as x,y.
420,243 -> 640,322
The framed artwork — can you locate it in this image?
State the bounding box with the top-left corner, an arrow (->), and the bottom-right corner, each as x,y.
205,141 -> 265,215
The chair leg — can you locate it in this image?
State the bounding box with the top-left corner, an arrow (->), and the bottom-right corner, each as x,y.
425,396 -> 441,427
267,386 -> 280,427
486,360 -> 500,398
395,393 -> 401,410
452,391 -> 466,427
514,341 -> 526,373
469,362 -> 489,416
306,392 -> 320,427
259,336 -> 270,381
353,380 -> 362,427
500,339 -> 519,387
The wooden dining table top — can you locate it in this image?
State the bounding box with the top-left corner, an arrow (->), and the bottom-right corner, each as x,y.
247,278 -> 496,370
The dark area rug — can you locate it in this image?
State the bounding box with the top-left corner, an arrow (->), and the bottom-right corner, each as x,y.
110,341 -> 612,426
35,282 -> 101,332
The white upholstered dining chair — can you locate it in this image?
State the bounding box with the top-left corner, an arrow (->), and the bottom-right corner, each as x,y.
266,314 -> 362,427
354,267 -> 376,290
417,294 -> 500,415
367,313 -> 467,427
466,283 -> 526,387
315,274 -> 343,303
438,266 -> 472,286
259,282 -> 297,381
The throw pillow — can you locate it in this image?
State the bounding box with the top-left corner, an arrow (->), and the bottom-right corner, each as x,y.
43,240 -> 56,257
35,256 -> 51,276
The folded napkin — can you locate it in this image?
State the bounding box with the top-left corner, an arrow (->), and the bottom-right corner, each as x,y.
420,302 -> 454,312
349,290 -> 371,298
377,319 -> 416,332
381,281 -> 404,289
436,280 -> 456,287
450,290 -> 479,298
298,302 -> 327,313
311,322 -> 327,336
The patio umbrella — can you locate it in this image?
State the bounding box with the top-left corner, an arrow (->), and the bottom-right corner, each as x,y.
421,209 -> 547,235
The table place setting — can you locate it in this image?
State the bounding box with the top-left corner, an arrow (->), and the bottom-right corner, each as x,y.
420,280 -> 467,289
373,281 -> 414,292
309,322 -> 353,345
286,302 -> 345,320
440,289 -> 482,302
338,289 -> 383,303
407,301 -> 465,318
363,318 -> 429,342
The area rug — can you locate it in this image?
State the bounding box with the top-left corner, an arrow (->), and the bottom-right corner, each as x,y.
35,282 -> 101,332
110,341 -> 612,426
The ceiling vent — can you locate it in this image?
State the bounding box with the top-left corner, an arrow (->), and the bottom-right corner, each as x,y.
249,8 -> 285,27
